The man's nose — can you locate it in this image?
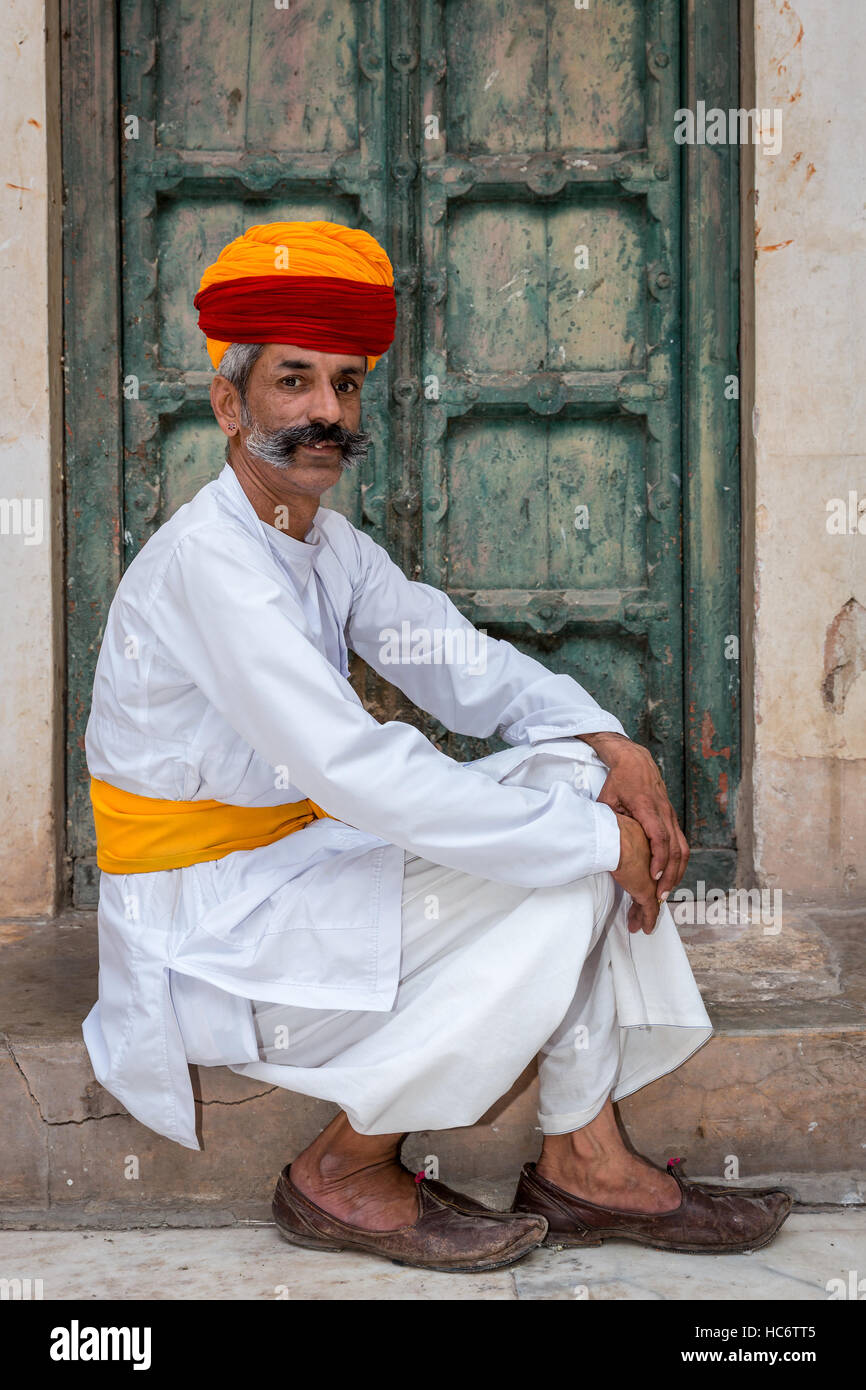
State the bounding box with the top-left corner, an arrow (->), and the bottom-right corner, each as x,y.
305,381 -> 344,426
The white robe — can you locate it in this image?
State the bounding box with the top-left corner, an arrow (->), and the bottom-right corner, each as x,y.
83,461 -> 707,1150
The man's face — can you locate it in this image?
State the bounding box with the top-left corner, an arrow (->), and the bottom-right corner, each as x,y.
233,343 -> 371,497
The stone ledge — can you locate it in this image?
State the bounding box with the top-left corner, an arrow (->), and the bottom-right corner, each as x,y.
1,907 -> 863,1225
679,905 -> 842,1004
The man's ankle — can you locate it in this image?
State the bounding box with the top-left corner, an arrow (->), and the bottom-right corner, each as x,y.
294,1147 -> 403,1187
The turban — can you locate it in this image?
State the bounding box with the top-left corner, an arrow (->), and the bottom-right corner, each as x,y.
194,220 -> 396,372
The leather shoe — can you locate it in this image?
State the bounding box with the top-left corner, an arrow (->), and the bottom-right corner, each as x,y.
273,1163 -> 548,1272
511,1157 -> 794,1254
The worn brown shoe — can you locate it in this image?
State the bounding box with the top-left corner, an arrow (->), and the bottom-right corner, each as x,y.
415,1171 -> 529,1222
273,1164 -> 548,1272
511,1157 -> 794,1255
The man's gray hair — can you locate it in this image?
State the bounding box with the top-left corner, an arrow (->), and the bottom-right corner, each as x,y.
217,342 -> 264,454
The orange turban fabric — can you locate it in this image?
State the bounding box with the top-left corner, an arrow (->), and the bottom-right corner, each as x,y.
194,221 -> 396,372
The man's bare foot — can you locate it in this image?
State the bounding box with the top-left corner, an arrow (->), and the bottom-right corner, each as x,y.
535,1151 -> 681,1214
289,1113 -> 419,1231
538,1097 -> 682,1214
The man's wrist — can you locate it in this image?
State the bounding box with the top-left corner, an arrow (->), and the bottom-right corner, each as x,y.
593,801 -> 623,874
578,730 -> 632,763
612,810 -> 629,871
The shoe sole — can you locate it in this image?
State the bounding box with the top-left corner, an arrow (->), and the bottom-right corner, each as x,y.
537,1196 -> 794,1256
273,1212 -> 545,1274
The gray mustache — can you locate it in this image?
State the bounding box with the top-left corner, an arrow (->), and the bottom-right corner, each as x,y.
245,421 -> 372,470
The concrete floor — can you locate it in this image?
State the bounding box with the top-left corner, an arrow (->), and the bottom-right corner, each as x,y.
1,1209 -> 863,1300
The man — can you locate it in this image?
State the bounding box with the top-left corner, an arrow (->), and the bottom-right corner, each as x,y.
83,220 -> 792,1272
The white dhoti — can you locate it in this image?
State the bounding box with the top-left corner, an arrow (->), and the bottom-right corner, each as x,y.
175,743 -> 712,1136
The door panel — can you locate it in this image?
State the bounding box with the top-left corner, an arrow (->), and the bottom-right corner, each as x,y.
444,415 -> 648,590
155,1 -> 363,153
444,199 -> 648,373
443,0 -> 647,154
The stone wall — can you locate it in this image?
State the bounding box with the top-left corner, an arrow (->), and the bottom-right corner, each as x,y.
750,0 -> 866,900
0,0 -> 63,916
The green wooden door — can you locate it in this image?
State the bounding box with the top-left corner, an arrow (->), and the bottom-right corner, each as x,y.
63,0 -> 739,904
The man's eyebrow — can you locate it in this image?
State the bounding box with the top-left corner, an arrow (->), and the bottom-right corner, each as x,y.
272,359 -> 365,377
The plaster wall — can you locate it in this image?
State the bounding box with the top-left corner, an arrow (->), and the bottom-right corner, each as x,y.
0,0 -> 63,916
751,0 -> 866,899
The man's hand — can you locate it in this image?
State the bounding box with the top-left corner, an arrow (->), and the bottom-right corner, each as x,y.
612,813 -> 661,934
579,731 -> 690,902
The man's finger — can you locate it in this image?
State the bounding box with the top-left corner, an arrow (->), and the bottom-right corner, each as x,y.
643,900 -> 662,934
627,896 -> 660,935
656,817 -> 689,898
635,810 -> 670,881
628,795 -> 685,897
679,828 -> 691,873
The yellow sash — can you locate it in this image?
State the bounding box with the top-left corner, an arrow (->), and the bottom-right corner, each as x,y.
89,777 -> 332,874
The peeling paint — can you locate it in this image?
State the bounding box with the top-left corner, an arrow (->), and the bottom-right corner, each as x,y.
822,598 -> 866,713
700,710 -> 732,762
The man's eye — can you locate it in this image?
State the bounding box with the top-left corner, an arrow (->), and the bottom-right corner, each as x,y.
279,376 -> 301,387
336,379 -> 358,393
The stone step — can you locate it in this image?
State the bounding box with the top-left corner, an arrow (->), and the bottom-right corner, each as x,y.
1,907 -> 864,1228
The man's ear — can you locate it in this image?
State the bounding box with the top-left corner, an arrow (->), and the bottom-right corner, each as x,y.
210,374 -> 242,438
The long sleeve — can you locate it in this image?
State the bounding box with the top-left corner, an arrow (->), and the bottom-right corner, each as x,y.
150,524 -> 621,887
344,526 -> 628,747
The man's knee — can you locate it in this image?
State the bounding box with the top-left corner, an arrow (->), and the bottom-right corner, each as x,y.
529,871 -> 611,948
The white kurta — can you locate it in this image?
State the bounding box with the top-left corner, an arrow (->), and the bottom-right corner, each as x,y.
83,461 -> 707,1150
